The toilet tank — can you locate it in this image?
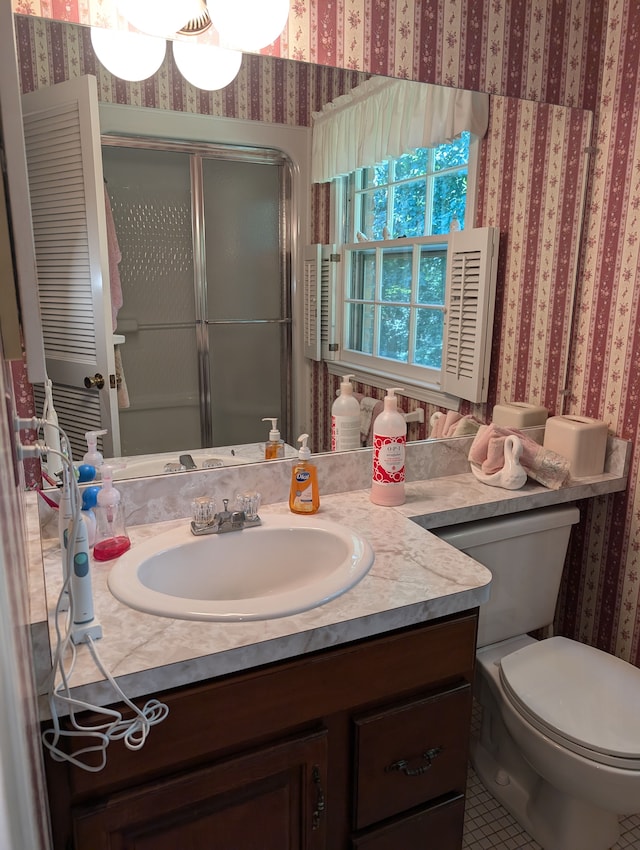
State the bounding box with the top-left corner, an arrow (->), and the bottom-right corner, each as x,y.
433,505 -> 580,649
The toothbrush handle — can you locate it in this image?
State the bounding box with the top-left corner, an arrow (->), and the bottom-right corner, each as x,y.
71,522 -> 94,625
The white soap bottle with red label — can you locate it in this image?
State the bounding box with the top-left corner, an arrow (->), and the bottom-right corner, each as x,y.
370,387 -> 406,506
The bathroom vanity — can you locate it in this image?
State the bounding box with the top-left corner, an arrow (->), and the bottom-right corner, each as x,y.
30,434 -> 631,850
44,611 -> 477,849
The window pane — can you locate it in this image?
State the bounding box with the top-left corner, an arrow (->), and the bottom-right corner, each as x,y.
393,180 -> 426,238
362,161 -> 389,188
379,305 -> 410,362
431,169 -> 467,234
349,250 -> 376,299
418,250 -> 447,304
381,249 -> 412,302
415,308 -> 444,368
360,187 -> 388,239
346,302 -> 374,354
394,148 -> 428,180
433,132 -> 470,171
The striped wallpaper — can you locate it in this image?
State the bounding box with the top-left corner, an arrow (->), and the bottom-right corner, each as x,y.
14,2 -> 640,669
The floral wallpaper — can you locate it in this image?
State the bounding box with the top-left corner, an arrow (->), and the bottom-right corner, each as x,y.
15,1 -> 640,670
12,0 -> 604,108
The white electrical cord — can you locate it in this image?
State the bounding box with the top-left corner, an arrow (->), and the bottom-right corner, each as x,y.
19,418 -> 169,771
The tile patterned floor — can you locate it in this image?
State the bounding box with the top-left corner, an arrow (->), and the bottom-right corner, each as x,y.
462,765 -> 640,850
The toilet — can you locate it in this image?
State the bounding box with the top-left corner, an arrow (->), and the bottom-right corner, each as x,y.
434,506 -> 640,850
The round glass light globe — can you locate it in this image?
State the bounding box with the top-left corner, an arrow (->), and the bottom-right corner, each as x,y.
172,41 -> 243,91
207,0 -> 289,51
116,0 -> 200,38
90,27 -> 166,82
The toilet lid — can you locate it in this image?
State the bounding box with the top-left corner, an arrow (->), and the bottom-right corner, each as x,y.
499,637 -> 640,768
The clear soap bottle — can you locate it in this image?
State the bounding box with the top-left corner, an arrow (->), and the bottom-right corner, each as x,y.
262,417 -> 285,459
93,465 -> 131,561
289,434 -> 320,514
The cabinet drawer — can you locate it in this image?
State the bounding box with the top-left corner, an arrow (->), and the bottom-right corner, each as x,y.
353,683 -> 471,829
352,794 -> 465,850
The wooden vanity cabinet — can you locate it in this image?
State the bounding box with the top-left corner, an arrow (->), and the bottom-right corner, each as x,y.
43,610 -> 478,850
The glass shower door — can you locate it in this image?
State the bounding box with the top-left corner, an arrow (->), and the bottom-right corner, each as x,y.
200,155 -> 291,447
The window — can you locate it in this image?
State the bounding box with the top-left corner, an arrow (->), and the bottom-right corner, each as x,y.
325,134 -> 499,406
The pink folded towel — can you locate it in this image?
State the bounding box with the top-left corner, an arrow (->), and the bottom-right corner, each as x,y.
430,411 -> 482,439
469,424 -> 570,490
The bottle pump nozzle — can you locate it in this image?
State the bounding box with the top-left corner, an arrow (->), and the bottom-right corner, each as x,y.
262,417 -> 281,441
340,374 -> 355,392
83,430 -> 107,467
384,387 -> 404,408
297,433 -> 311,460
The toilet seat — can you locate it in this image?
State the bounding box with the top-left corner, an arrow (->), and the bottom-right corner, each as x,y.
499,636 -> 640,770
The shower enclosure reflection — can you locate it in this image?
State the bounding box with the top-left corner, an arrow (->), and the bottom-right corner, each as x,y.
103,141 -> 292,458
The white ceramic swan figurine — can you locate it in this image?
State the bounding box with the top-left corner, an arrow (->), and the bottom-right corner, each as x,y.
470,434 -> 528,490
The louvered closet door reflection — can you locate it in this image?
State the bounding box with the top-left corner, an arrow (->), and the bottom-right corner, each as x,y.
200,157 -> 290,447
22,75 -> 120,458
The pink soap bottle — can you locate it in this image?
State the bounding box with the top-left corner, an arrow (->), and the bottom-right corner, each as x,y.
370,388 -> 406,506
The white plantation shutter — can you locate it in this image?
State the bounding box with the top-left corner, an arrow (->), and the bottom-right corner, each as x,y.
303,244 -> 322,360
303,244 -> 339,361
22,75 -> 120,457
442,226 -> 500,403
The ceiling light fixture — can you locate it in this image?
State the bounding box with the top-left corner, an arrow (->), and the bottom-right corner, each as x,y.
172,39 -> 243,91
90,27 -> 166,82
115,0 -> 201,39
92,0 -> 290,92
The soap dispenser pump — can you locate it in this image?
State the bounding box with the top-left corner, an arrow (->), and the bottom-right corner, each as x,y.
93,465 -> 131,561
289,434 -> 320,514
83,430 -> 108,468
371,387 -> 406,506
262,417 -> 285,459
331,374 -> 361,451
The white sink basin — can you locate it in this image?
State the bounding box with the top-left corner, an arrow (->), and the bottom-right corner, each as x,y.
107,515 -> 374,621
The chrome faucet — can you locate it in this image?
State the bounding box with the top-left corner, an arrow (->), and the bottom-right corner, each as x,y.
190,495 -> 261,536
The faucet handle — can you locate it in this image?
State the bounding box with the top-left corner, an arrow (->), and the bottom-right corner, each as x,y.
191,496 -> 216,529
234,491 -> 261,521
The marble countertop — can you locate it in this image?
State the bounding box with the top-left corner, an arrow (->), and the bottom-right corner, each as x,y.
37,488 -> 493,717
32,436 -> 630,719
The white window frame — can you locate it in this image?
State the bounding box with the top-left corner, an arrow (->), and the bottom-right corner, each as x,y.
326,136 -> 497,409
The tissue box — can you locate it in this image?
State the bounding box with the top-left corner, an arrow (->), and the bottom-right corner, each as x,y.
492,402 -> 548,429
543,415 -> 608,477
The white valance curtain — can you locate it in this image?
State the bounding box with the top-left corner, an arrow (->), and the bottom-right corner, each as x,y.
311,76 -> 490,184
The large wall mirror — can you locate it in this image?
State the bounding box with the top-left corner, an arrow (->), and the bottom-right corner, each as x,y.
12,14 -> 594,482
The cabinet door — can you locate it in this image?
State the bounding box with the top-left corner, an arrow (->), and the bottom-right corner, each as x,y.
72,730 -> 328,850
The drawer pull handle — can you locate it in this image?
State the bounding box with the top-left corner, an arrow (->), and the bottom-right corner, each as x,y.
386,746 -> 443,777
312,764 -> 325,829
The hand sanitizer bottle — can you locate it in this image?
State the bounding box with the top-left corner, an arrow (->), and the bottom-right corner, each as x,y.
370,388 -> 406,506
331,374 -> 361,451
93,465 -> 131,561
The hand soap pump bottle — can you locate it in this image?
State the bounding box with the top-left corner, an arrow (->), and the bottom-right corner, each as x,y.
262,418 -> 285,459
371,387 -> 406,506
83,429 -> 107,469
289,434 -> 320,514
93,465 -> 131,561
331,374 -> 361,451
